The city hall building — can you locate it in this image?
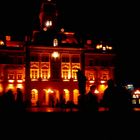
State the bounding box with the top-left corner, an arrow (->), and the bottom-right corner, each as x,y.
0,0 -> 115,106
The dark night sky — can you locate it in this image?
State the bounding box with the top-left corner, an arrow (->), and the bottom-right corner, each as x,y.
0,0 -> 139,86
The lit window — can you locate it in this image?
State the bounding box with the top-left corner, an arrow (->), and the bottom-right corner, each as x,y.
17,84 -> 23,89
6,36 -> 11,41
101,72 -> 108,81
8,73 -> 14,80
134,90 -> 140,94
103,74 -> 107,80
72,71 -> 77,80
62,64 -> 70,81
30,70 -> 39,79
0,84 -> 3,93
88,73 -> 95,81
62,71 -> 69,80
41,70 -> 49,79
72,65 -> 80,81
45,20 -> 52,27
73,89 -> 79,105
7,84 -> 14,90
53,38 -> 58,47
63,89 -> 70,103
139,99 -> 140,104
31,89 -> 38,106
17,74 -> 22,80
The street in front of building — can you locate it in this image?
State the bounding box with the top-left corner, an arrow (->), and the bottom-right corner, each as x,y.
26,107 -> 140,112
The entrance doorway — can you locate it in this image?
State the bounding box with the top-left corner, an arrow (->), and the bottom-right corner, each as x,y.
31,89 -> 38,106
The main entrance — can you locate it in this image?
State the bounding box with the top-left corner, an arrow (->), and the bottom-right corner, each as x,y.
30,88 -> 80,107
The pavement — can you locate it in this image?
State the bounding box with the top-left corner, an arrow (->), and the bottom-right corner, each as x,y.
26,107 -> 140,112
26,107 -> 79,112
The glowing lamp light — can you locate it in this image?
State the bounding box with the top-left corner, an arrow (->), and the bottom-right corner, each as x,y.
64,32 -> 74,35
0,40 -> 4,46
108,46 -> 112,50
102,46 -> 106,51
126,84 -> 134,90
45,21 -> 50,27
96,44 -> 103,49
133,94 -> 139,98
45,20 -> 52,27
17,84 -> 23,89
52,51 -> 59,59
61,28 -> 65,32
99,44 -> 102,48
96,45 -> 100,49
8,80 -> 14,83
89,80 -> 95,84
43,27 -> 47,31
134,90 -> 140,94
47,89 -> 54,93
8,84 -> 14,90
100,80 -> 106,84
17,80 -> 23,83
106,45 -> 109,49
0,84 -> 3,93
94,89 -> 99,94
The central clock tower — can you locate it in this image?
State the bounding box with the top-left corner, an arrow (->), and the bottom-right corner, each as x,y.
39,0 -> 58,31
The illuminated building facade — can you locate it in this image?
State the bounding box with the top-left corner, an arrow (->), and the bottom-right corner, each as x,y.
0,0 -> 115,106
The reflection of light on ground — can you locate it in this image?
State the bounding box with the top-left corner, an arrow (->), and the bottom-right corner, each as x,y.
26,107 -> 138,112
45,108 -> 53,112
133,108 -> 140,111
26,107 -> 79,112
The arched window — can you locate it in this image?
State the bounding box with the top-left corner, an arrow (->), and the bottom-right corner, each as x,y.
73,89 -> 79,105
63,89 -> 70,103
53,38 -> 58,47
31,89 -> 38,106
